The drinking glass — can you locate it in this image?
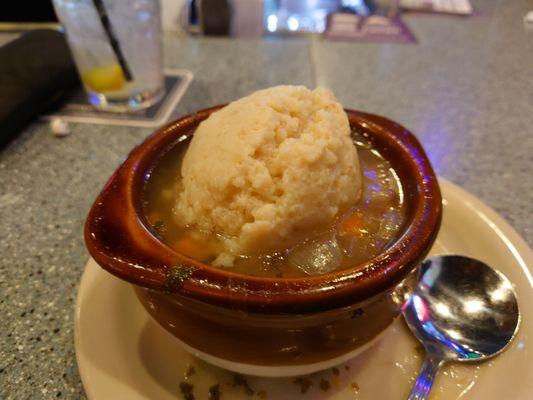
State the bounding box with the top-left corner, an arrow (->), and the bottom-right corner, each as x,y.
53,0 -> 163,111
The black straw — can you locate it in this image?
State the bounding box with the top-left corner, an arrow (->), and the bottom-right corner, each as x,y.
92,0 -> 133,81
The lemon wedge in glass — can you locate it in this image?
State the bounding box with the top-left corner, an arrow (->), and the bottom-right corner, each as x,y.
81,63 -> 126,92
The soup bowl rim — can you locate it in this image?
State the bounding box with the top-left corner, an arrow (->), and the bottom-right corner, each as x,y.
84,106 -> 442,314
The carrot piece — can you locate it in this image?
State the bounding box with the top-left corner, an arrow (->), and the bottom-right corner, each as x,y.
173,236 -> 211,260
338,212 -> 365,236
147,212 -> 163,225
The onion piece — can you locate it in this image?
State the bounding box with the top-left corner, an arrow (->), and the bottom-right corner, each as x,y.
287,234 -> 343,276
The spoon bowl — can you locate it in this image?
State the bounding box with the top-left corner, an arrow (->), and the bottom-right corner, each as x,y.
403,255 -> 520,399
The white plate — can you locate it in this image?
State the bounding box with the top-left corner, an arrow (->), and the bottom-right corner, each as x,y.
75,179 -> 533,400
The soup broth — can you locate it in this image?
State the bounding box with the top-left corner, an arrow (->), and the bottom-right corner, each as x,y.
143,129 -> 406,278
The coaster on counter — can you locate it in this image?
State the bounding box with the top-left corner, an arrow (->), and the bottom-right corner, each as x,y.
400,0 -> 473,15
324,14 -> 416,44
43,69 -> 193,128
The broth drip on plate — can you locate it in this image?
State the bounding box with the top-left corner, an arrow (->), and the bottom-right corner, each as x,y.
143,129 -> 406,278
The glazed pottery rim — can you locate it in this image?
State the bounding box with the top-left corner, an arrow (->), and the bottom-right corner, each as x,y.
85,106 -> 442,313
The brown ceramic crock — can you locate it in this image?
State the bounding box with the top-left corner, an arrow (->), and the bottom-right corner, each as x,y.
84,107 -> 442,368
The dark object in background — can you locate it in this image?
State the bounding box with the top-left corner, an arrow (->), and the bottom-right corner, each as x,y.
199,0 -> 231,36
0,0 -> 57,23
0,0 -> 59,34
0,30 -> 79,150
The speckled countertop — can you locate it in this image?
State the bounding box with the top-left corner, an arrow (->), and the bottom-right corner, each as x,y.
0,0 -> 532,398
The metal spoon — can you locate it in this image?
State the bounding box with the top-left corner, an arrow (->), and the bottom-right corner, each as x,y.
402,255 -> 520,400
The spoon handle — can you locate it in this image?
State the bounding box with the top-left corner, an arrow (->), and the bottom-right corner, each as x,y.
407,354 -> 444,400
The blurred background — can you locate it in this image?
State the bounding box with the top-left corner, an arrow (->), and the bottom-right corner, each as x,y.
1,0 -> 406,36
